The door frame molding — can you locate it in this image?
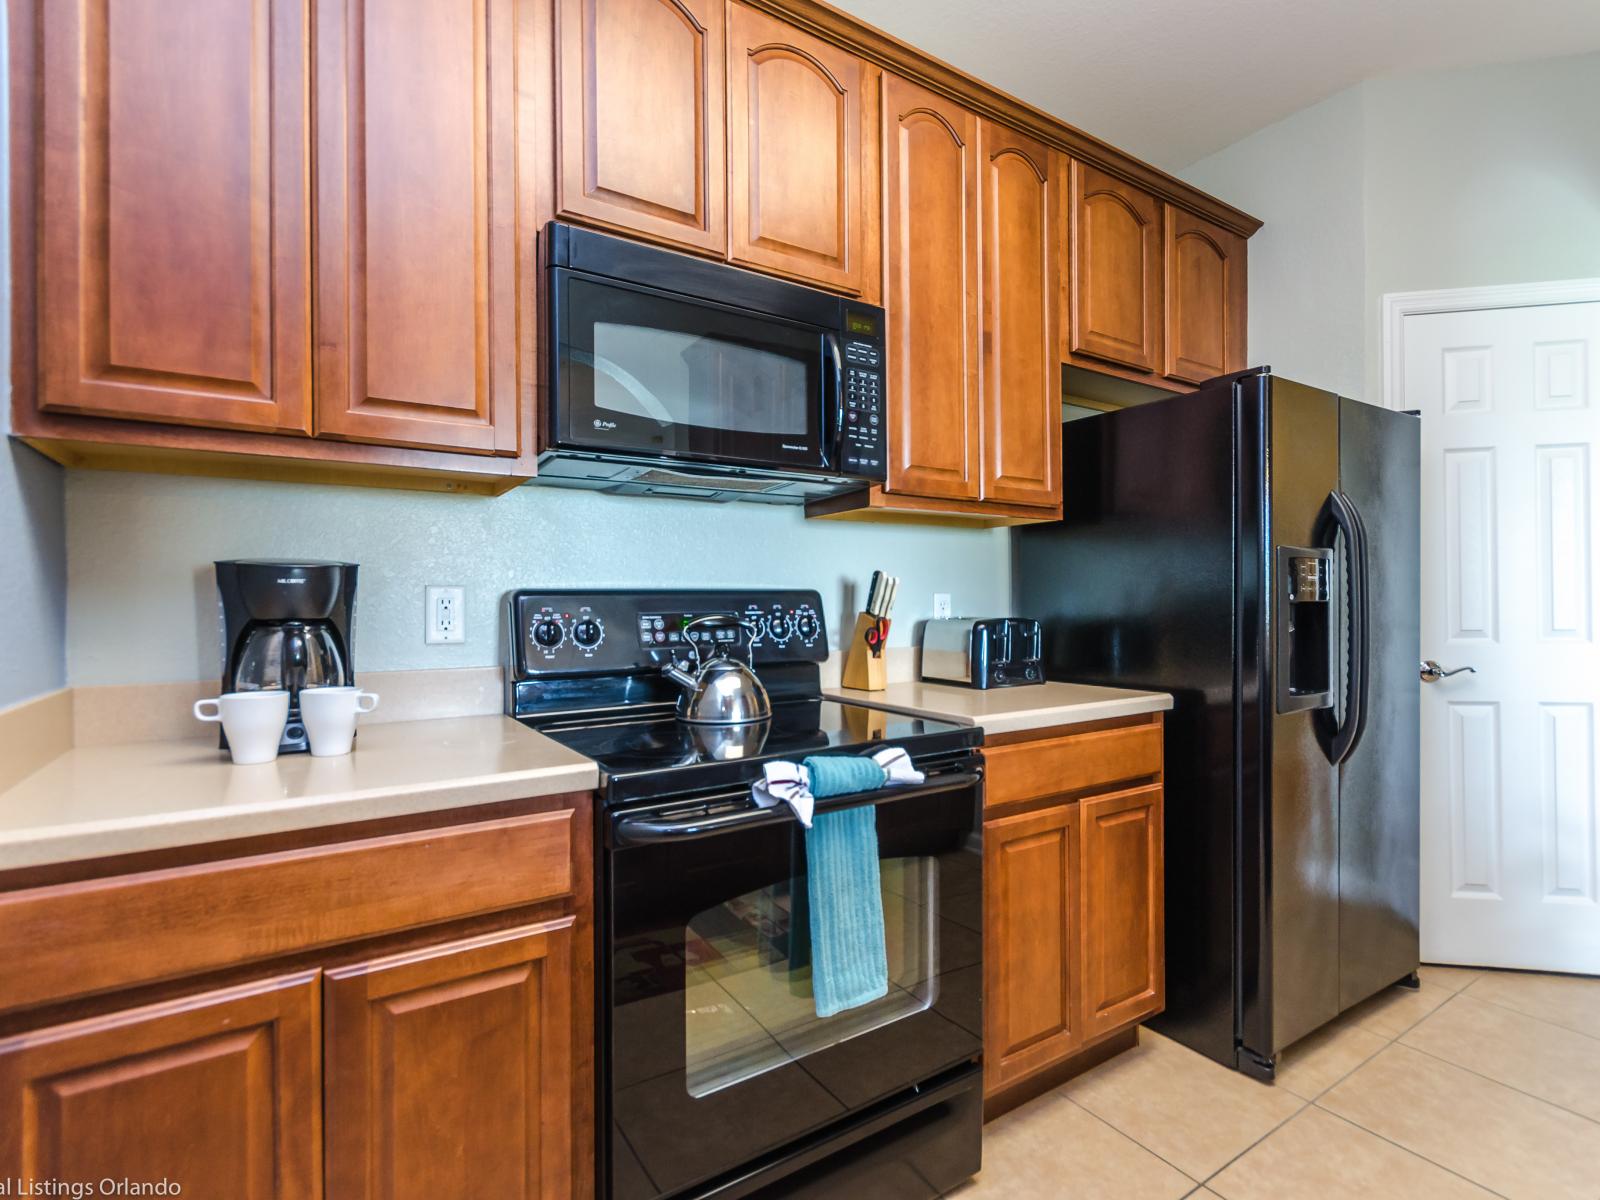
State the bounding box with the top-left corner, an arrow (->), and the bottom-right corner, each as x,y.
1382,278 -> 1600,410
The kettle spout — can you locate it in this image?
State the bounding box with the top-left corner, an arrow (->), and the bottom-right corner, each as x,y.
661,663 -> 698,691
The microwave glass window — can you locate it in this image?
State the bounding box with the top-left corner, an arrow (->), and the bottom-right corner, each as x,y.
681,855 -> 939,1099
589,323 -> 809,437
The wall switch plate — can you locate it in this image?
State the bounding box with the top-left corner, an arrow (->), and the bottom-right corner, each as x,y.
425,585 -> 466,644
933,593 -> 952,620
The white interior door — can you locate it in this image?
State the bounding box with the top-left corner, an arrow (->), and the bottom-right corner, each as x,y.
1408,300 -> 1600,972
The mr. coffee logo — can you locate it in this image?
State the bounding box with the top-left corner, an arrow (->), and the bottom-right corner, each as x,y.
593,418 -> 617,430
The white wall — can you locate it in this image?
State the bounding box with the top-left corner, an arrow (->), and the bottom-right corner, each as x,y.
0,7 -> 68,710
1180,88 -> 1368,398
1359,53 -> 1600,400
65,471 -> 1011,686
1182,51 -> 1600,404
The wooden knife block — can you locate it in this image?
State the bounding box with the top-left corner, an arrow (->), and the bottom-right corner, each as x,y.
840,611 -> 889,691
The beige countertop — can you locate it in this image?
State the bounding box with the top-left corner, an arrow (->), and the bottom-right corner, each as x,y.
824,680 -> 1172,736
0,715 -> 598,871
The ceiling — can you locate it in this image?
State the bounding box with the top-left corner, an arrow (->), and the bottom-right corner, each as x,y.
831,0 -> 1600,170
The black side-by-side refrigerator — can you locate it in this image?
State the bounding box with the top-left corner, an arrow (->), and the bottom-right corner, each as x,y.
1017,368 -> 1420,1078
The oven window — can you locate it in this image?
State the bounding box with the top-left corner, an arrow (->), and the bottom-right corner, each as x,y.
589,324 -> 809,436
682,855 -> 938,1099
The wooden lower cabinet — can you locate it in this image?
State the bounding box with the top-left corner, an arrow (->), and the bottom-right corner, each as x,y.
982,716 -> 1165,1106
1080,785 -> 1165,1041
984,802 -> 1080,1093
0,797 -> 591,1199
326,921 -> 574,1200
0,972 -> 322,1198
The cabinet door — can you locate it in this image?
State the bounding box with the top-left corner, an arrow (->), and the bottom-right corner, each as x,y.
1080,785 -> 1165,1039
557,0 -> 726,254
326,920 -> 574,1200
984,801 -> 1080,1094
1068,160 -> 1161,373
726,3 -> 877,295
979,125 -> 1060,509
882,76 -> 981,501
0,973 -> 320,1197
1163,206 -> 1247,385
37,0 -> 311,433
315,0 -> 523,454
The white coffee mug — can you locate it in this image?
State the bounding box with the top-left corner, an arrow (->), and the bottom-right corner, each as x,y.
299,686 -> 380,757
194,691 -> 290,765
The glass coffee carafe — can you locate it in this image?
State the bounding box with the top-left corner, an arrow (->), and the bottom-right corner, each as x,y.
234,621 -> 346,699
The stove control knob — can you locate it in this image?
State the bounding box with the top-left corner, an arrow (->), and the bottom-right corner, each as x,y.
767,614 -> 792,641
796,613 -> 820,642
532,619 -> 564,649
572,618 -> 604,648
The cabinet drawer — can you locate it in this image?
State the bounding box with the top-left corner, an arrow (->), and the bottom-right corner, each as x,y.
0,810 -> 575,1014
984,721 -> 1161,809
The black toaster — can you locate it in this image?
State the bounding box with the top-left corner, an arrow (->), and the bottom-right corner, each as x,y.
920,618 -> 1044,688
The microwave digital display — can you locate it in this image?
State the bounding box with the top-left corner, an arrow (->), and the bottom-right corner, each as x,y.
845,311 -> 879,336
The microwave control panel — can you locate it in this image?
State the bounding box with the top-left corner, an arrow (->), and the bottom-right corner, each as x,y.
839,333 -> 885,479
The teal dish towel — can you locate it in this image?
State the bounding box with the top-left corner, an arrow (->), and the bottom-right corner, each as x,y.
803,755 -> 890,1018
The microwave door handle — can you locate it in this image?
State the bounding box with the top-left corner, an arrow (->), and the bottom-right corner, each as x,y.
611,770 -> 983,846
823,331 -> 844,467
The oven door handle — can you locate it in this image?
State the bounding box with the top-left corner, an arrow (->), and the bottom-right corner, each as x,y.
611,771 -> 983,846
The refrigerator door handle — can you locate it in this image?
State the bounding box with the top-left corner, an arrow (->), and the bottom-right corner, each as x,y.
1316,489 -> 1370,765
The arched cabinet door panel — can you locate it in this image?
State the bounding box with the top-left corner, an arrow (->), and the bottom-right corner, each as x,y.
556,0 -> 726,254
881,75 -> 981,501
1164,205 -> 1246,385
1068,160 -> 1162,374
726,2 -> 878,296
979,128 -> 1060,509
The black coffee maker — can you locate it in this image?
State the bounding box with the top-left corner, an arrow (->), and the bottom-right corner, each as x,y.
216,560 -> 358,754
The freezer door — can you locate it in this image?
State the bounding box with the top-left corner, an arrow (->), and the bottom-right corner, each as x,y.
1336,398 -> 1421,1010
1239,376 -> 1343,1063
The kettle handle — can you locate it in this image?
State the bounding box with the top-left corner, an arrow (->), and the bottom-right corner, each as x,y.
679,613 -> 757,666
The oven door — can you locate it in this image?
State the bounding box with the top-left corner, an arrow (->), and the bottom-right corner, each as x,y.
603,758 -> 983,1200
552,269 -> 838,472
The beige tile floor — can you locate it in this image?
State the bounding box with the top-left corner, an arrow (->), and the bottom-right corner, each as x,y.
953,966 -> 1600,1199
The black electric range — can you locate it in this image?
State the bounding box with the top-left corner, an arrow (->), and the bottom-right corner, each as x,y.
506,589 -> 984,1200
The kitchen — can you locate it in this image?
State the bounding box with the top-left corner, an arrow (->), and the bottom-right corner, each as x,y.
3,1 -> 1599,1198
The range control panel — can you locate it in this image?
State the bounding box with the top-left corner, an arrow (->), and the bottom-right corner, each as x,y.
509,589 -> 828,678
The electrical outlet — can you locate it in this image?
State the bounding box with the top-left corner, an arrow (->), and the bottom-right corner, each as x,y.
933,593 -> 952,620
425,585 -> 466,645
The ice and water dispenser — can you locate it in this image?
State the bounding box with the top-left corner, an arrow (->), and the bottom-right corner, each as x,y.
1276,546 -> 1334,712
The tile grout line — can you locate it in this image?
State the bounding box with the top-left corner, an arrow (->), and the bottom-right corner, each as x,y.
1448,982 -> 1600,1049
1381,1027 -> 1600,1130
1308,1104 -> 1516,1200
1059,1093 -> 1207,1189
1190,1096 -> 1311,1188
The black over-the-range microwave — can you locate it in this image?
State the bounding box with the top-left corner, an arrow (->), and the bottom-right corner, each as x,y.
537,221 -> 887,503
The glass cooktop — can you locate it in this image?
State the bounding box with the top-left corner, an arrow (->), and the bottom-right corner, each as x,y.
526,699 -> 977,805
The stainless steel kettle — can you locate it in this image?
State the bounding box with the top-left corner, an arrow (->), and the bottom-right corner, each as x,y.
662,615 -> 772,725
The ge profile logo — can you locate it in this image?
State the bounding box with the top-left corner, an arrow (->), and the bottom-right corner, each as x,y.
593,418 -> 617,430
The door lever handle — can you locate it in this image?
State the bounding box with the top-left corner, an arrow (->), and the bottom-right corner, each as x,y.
1420,660 -> 1476,684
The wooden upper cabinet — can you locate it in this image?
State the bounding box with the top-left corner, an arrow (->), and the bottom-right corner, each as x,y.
557,0 -> 726,254
1080,785 -> 1165,1041
36,0 -> 311,434
1068,160 -> 1162,374
881,75 -> 981,502
726,3 -> 878,296
325,921 -> 574,1200
985,801 -> 1080,1094
1164,205 -> 1247,385
0,973 -> 320,1197
314,0 -> 522,455
978,126 -> 1060,509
